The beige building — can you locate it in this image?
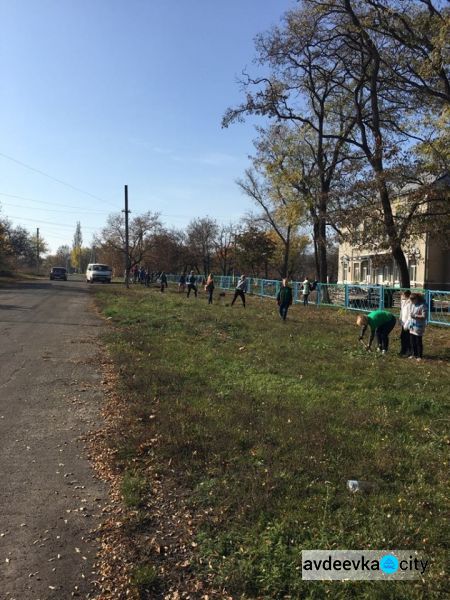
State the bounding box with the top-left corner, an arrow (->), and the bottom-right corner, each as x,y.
338,175 -> 450,290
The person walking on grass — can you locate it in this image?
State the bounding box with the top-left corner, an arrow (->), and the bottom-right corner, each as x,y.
231,274 -> 248,307
356,309 -> 397,354
399,290 -> 412,356
409,292 -> 427,361
160,271 -> 167,292
302,276 -> 311,306
276,278 -> 293,321
132,265 -> 139,284
205,273 -> 215,305
187,270 -> 198,298
178,273 -> 186,293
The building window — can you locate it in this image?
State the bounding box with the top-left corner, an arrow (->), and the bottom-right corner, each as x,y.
409,260 -> 417,285
361,260 -> 369,283
353,263 -> 360,282
383,263 -> 393,283
393,262 -> 399,283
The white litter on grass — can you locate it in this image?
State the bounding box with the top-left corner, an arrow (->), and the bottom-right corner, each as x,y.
347,480 -> 360,493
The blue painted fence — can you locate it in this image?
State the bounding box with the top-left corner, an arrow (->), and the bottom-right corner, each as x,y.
166,275 -> 449,327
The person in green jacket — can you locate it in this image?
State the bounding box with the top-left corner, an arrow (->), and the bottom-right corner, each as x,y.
356,309 -> 397,353
276,278 -> 293,321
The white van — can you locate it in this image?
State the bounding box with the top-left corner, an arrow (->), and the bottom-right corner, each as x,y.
86,263 -> 112,283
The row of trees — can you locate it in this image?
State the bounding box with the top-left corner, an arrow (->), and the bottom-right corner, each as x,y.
224,0 -> 449,287
0,215 -> 48,273
0,207 -> 334,281
92,212 -> 336,280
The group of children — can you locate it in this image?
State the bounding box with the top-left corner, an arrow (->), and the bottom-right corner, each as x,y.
357,291 -> 427,361
127,266 -> 168,290
166,272 -> 429,360
178,272 -> 249,306
177,272 -> 316,313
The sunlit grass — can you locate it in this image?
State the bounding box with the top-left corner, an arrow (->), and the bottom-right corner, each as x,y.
96,285 -> 449,599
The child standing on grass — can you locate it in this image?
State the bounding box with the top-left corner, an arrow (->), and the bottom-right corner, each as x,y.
178,273 -> 186,293
205,273 -> 215,304
302,276 -> 311,306
409,292 -> 427,361
231,275 -> 248,307
160,271 -> 167,292
276,278 -> 293,321
399,290 -> 412,356
356,309 -> 397,354
187,271 -> 198,298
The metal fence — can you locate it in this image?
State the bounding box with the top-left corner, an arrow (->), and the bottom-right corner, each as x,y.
427,290 -> 450,327
165,274 -> 449,327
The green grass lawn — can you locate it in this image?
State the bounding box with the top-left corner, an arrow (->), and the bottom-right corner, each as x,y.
95,285 -> 449,599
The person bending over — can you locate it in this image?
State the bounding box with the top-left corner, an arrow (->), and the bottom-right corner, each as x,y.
356,309 -> 397,354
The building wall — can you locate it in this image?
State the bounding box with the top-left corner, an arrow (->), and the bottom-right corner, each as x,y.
337,237 -> 428,287
337,177 -> 449,289
426,240 -> 450,290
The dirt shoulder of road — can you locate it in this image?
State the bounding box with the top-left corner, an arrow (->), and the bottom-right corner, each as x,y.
88,356 -> 226,600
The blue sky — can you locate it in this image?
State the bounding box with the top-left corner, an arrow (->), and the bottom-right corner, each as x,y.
0,0 -> 297,252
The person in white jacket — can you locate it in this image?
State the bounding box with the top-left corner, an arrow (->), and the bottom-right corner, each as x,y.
231,275 -> 248,307
399,290 -> 412,356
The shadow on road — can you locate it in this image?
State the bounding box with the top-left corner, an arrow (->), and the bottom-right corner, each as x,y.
0,318 -> 102,326
0,304 -> 30,310
0,282 -> 92,294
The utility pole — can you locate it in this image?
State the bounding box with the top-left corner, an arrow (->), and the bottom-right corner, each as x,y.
123,185 -> 130,288
36,227 -> 40,275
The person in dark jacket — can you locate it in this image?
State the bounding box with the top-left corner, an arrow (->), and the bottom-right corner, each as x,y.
276,278 -> 293,321
357,309 -> 397,353
160,271 -> 167,292
187,271 -> 198,298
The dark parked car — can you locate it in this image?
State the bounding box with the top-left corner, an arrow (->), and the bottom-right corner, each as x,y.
50,267 -> 68,281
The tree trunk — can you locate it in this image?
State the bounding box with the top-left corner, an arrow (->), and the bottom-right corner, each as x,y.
393,245 -> 410,288
318,215 -> 328,282
312,220 -> 320,280
375,173 -> 411,288
282,226 -> 291,278
317,190 -> 328,282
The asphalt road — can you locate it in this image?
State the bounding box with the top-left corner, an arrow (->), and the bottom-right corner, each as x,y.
0,279 -> 107,599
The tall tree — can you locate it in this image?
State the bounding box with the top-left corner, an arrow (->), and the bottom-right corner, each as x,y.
235,225 -> 276,278
214,224 -> 237,275
237,167 -> 308,278
305,0 -> 449,286
54,245 -> 71,268
225,0 -> 449,287
223,7 -> 357,282
96,211 -> 161,274
186,217 -> 219,276
71,221 -> 83,272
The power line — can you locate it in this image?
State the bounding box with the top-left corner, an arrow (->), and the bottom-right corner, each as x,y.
1,200 -> 108,216
6,214 -> 100,231
0,191 -> 117,212
0,151 -> 121,209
